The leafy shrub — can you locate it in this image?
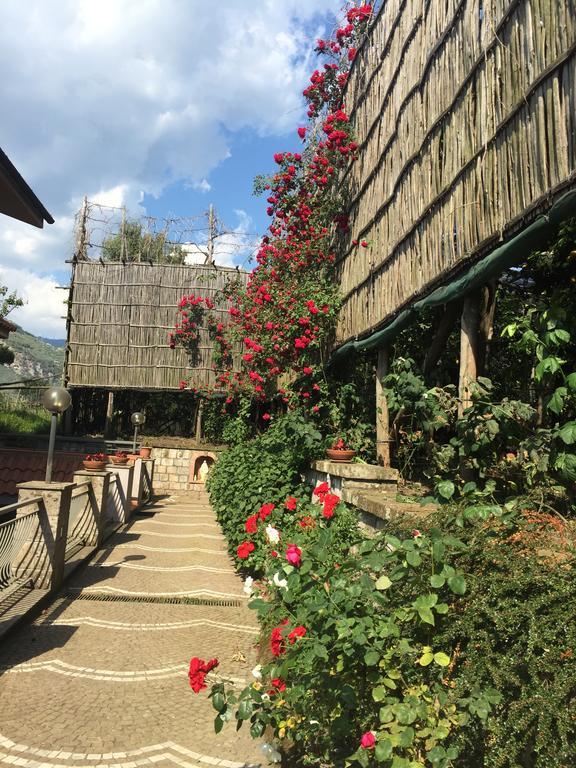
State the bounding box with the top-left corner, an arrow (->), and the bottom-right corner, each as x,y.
203,491 -> 575,767
208,492 -> 499,767
433,505 -> 576,768
207,412 -> 323,565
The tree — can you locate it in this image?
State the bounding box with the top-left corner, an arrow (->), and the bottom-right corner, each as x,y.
101,219 -> 186,264
0,285 -> 23,319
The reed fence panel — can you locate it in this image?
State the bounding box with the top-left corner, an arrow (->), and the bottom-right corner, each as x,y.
336,0 -> 575,344
66,261 -> 248,390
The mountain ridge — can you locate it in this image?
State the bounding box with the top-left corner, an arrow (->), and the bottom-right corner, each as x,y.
0,326 -> 65,386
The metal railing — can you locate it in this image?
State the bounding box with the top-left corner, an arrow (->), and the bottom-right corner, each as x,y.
66,482 -> 93,559
0,498 -> 42,593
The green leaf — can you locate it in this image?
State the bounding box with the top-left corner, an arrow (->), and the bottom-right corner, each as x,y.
566,372 -> 576,390
547,387 -> 567,414
430,574 -> 445,588
448,575 -> 467,595
214,715 -> 224,734
237,700 -> 253,720
418,607 -> 435,625
405,550 -> 422,567
557,421 -> 576,444
212,692 -> 226,712
250,721 -> 264,739
418,650 -> 434,666
433,652 -> 451,667
375,575 -> 392,591
364,650 -> 380,666
372,685 -> 388,702
375,739 -> 393,761
437,480 -> 455,500
485,419 -> 499,435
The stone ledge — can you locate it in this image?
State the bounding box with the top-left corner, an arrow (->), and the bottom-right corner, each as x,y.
312,461 -> 398,482
341,488 -> 437,522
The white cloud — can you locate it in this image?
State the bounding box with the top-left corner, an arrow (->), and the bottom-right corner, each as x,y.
0,0 -> 337,334
0,267 -> 67,338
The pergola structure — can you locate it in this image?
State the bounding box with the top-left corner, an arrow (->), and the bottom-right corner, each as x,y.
333,0 -> 576,465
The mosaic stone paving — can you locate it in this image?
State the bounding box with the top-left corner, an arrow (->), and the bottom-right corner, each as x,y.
0,493 -> 265,768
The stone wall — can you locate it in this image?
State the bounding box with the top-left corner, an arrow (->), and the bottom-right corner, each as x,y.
151,448 -> 193,494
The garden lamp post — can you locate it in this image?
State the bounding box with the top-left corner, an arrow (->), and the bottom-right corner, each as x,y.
43,386 -> 72,483
131,411 -> 146,453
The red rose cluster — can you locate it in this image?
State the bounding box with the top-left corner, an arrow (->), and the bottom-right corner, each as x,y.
170,4 -> 373,409
188,656 -> 219,693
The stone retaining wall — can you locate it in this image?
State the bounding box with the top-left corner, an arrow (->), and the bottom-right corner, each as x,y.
151,448 -> 193,494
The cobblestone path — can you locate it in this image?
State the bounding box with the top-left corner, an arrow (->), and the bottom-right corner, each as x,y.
0,492 -> 265,768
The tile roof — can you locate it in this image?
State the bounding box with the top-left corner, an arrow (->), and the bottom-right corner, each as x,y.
0,450 -> 85,496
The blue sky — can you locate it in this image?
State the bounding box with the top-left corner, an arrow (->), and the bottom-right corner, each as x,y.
0,0 -> 338,337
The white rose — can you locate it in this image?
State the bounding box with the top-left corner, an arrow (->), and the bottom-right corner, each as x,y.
252,664 -> 263,680
265,525 -> 280,544
243,576 -> 254,596
272,572 -> 288,590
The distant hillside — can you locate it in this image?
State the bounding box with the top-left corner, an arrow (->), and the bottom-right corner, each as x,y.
39,337 -> 66,348
0,327 -> 65,385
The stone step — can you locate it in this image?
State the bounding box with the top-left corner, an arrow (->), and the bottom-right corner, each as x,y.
312,460 -> 398,483
342,487 -> 438,527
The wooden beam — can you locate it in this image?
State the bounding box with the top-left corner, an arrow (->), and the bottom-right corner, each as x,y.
104,391 -> 115,439
458,293 -> 481,417
376,347 -> 391,467
423,301 -> 462,379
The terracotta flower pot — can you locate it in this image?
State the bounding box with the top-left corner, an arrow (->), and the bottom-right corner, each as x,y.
326,448 -> 356,463
139,447 -> 152,459
110,456 -> 129,465
82,460 -> 107,472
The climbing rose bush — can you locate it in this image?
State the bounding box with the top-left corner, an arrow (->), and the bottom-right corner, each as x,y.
171,3 -> 373,412
191,483 -> 499,766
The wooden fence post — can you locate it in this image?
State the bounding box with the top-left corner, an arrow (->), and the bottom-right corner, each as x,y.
376,347 -> 391,467
458,293 -> 481,417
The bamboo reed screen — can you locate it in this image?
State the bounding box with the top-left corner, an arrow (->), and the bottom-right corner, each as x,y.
65,261 -> 248,391
336,0 -> 576,345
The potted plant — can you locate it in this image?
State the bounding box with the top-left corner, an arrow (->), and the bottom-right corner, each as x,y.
326,436 -> 356,462
110,450 -> 129,465
83,452 -> 107,471
139,440 -> 152,459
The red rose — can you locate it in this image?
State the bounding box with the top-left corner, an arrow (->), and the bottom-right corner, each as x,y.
297,127 -> 306,139
259,502 -> 275,520
237,541 -> 255,560
285,496 -> 297,511
322,493 -> 340,519
188,657 -> 219,693
285,544 -> 302,566
360,732 -> 376,749
288,625 -> 307,644
245,515 -> 258,534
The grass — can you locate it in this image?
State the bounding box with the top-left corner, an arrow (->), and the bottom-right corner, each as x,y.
0,407 -> 51,434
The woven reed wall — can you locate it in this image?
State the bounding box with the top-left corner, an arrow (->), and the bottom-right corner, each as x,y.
336,0 -> 576,344
66,261 -> 248,390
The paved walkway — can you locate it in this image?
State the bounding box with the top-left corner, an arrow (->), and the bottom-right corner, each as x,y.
0,492 -> 265,768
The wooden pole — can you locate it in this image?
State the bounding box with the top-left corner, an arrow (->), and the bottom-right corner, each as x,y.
195,398 -> 204,442
205,205 -> 216,265
376,347 -> 391,466
458,293 -> 481,417
104,391 -> 115,438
